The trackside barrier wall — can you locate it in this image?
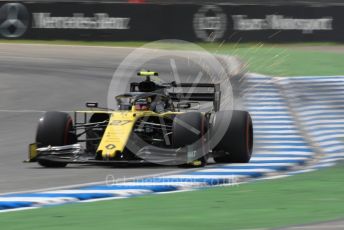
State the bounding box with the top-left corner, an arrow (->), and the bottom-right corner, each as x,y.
0,2 -> 344,42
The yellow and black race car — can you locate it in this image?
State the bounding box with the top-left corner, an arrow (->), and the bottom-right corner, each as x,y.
27,71 -> 253,167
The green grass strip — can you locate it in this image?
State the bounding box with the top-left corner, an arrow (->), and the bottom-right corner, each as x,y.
1,163 -> 344,230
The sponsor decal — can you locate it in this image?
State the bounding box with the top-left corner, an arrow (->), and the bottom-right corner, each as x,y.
110,120 -> 131,126
32,13 -> 130,30
232,15 -> 333,34
193,5 -> 227,41
0,3 -> 29,38
105,144 -> 116,150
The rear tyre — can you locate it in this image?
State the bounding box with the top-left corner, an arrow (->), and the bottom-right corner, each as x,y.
36,111 -> 76,168
213,110 -> 253,163
172,112 -> 208,167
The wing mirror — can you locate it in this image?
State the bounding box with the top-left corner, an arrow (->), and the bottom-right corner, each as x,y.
86,102 -> 98,108
176,102 -> 191,109
176,102 -> 200,110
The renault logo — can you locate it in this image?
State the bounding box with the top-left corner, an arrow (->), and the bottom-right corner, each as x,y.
105,144 -> 116,150
0,3 -> 29,38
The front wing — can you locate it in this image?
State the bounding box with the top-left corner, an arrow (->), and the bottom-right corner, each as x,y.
27,144 -> 200,166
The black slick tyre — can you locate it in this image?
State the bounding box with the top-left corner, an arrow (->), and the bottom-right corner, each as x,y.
36,111 -> 76,167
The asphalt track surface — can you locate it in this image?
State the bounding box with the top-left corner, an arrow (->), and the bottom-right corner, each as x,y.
0,43 -> 232,194
1,43 -> 343,230
278,220 -> 344,230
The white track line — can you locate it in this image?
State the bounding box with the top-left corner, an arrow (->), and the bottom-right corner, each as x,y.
0,197 -> 78,204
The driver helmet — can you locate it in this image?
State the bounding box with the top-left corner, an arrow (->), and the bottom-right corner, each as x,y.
135,98 -> 151,111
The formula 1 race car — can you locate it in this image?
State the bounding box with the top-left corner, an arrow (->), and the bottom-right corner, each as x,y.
27,71 -> 253,167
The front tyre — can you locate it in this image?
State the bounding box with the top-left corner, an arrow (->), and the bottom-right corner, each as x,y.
36,111 -> 76,167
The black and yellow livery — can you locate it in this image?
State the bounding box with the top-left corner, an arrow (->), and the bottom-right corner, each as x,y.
28,71 -> 253,167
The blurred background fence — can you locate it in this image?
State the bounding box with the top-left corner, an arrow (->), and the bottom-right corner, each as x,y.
0,0 -> 343,42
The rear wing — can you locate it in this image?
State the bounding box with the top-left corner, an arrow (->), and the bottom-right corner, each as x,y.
169,83 -> 221,112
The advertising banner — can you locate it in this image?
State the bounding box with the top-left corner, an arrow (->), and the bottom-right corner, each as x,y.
0,2 -> 343,42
